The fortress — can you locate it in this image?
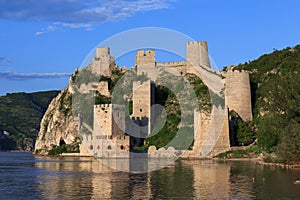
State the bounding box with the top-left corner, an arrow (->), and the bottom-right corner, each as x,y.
81,41 -> 253,158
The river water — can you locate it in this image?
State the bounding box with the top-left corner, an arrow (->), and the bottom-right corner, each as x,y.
0,152 -> 300,199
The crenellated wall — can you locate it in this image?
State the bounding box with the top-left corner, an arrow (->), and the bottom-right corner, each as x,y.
156,61 -> 186,67
87,41 -> 252,158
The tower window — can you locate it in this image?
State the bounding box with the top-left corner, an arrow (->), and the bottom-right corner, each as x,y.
140,109 -> 142,112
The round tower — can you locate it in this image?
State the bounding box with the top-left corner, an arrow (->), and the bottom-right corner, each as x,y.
224,70 -> 253,122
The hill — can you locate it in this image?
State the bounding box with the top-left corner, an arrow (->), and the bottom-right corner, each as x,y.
0,91 -> 59,151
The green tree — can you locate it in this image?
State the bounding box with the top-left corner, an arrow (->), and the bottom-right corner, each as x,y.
236,120 -> 254,145
257,116 -> 279,151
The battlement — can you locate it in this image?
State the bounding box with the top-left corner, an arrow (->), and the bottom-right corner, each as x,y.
156,61 -> 186,67
187,41 -> 208,49
94,135 -> 129,140
94,104 -> 126,112
225,69 -> 249,75
130,116 -> 149,127
130,116 -> 149,121
135,49 -> 155,65
186,40 -> 210,68
96,47 -> 110,58
95,104 -> 111,108
112,135 -> 129,140
221,69 -> 250,77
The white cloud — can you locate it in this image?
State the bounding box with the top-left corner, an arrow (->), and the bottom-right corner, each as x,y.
55,22 -> 93,29
35,24 -> 60,35
35,31 -> 46,36
0,71 -> 71,80
1,0 -> 176,34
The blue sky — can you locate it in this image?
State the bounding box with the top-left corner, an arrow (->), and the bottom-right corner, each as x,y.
0,0 -> 299,95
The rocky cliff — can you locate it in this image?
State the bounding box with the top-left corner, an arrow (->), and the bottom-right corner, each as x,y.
34,78 -> 79,154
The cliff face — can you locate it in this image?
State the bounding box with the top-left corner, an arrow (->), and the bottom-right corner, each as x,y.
34,79 -> 79,154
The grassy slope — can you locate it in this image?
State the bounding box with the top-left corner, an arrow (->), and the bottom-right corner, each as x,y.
0,91 -> 59,151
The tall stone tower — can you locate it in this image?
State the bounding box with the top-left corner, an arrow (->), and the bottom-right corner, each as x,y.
92,47 -> 115,77
135,49 -> 158,81
186,41 -> 210,68
131,80 -> 154,137
132,80 -> 154,119
224,70 -> 253,122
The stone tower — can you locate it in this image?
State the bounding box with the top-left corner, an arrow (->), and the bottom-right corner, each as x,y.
135,49 -> 158,81
135,49 -> 155,65
93,104 -> 129,158
186,41 -> 210,68
224,70 -> 253,122
132,80 -> 154,119
131,80 -> 154,138
92,47 -> 115,77
94,104 -> 126,137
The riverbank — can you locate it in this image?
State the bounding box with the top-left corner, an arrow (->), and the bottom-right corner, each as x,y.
9,150 -> 300,170
257,160 -> 300,169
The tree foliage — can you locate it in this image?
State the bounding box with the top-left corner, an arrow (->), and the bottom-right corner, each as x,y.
0,91 -> 59,150
236,119 -> 254,146
234,45 -> 300,162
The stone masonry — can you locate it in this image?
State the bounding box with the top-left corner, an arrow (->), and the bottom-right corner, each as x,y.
91,47 -> 115,77
223,70 -> 253,121
87,41 -> 252,158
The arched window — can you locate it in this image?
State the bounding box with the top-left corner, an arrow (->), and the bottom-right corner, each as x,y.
120,145 -> 124,150
89,145 -> 93,150
107,145 -> 112,150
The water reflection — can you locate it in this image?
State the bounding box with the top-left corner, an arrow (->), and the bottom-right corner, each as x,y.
34,156 -> 300,199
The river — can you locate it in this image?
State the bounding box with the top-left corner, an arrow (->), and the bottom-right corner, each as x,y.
0,152 -> 300,199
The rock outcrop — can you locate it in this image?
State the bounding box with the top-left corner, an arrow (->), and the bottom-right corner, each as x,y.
34,78 -> 78,154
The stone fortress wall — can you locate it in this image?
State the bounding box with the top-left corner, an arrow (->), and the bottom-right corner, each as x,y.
85,41 -> 253,158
